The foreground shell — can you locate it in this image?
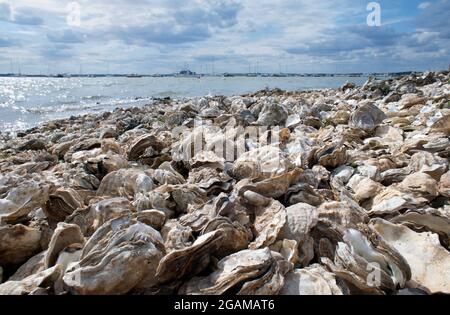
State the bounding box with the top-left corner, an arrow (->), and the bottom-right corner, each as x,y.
0,265 -> 62,295
0,224 -> 42,267
370,218 -> 450,294
278,203 -> 318,262
0,181 -> 51,224
156,230 -> 223,284
44,222 -> 85,269
63,215 -> 164,294
280,265 -> 343,295
247,197 -> 286,250
179,248 -> 276,295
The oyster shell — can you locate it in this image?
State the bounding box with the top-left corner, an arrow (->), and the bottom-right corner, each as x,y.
156,230 -> 223,284
43,188 -> 84,223
256,102 -> 288,126
285,183 -> 324,206
237,254 -> 291,295
269,239 -> 299,266
279,203 -> 318,248
201,217 -> 250,257
399,172 -> 439,200
409,151 -> 448,180
179,248 -> 274,295
0,265 -> 62,295
136,210 -> 166,230
91,197 -> 135,230
438,171 -> 450,197
237,168 -> 302,199
389,208 -> 450,240
127,134 -> 164,161
44,222 -> 84,269
0,71 -> 449,295
8,251 -> 46,281
63,215 -> 164,294
349,103 -> 387,131
371,218 -> 450,294
248,198 -> 286,249
161,220 -> 194,252
0,181 -> 51,224
0,224 -> 42,267
97,169 -> 154,198
314,143 -> 347,169
280,265 -> 343,295
231,146 -> 293,179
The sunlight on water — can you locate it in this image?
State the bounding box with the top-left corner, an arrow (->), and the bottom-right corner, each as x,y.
0,76 -> 369,133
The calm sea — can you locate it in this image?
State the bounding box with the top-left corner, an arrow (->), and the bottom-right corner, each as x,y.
0,76 -> 370,132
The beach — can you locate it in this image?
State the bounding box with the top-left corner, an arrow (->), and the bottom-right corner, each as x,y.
0,71 -> 449,295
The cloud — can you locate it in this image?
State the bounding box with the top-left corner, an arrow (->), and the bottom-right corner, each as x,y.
107,23 -> 212,45
193,54 -> 224,62
13,7 -> 44,25
0,2 -> 43,25
174,0 -> 242,28
0,0 -> 448,74
283,1 -> 450,71
40,44 -> 74,60
0,36 -> 14,47
0,2 -> 12,21
415,0 -> 450,38
47,29 -> 85,43
285,25 -> 403,57
84,0 -> 242,46
418,2 -> 432,9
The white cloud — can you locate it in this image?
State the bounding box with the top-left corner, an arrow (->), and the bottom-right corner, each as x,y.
0,0 -> 448,74
418,2 -> 432,10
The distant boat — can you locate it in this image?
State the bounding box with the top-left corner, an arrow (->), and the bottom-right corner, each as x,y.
176,69 -> 200,78
55,73 -> 71,78
126,74 -> 143,78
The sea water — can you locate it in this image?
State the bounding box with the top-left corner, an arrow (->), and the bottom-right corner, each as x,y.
0,76 -> 369,132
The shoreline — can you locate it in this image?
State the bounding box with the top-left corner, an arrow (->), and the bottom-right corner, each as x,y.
0,75 -> 382,137
0,71 -> 410,78
0,71 -> 449,295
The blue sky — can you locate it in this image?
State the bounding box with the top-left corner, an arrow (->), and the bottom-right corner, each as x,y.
0,0 -> 449,74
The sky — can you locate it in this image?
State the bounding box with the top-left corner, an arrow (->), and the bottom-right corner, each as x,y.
0,0 -> 449,74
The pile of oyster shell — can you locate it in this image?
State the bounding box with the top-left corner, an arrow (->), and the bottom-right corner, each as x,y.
0,71 -> 449,295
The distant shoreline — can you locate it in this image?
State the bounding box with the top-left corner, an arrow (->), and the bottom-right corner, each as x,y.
0,72 -> 414,79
